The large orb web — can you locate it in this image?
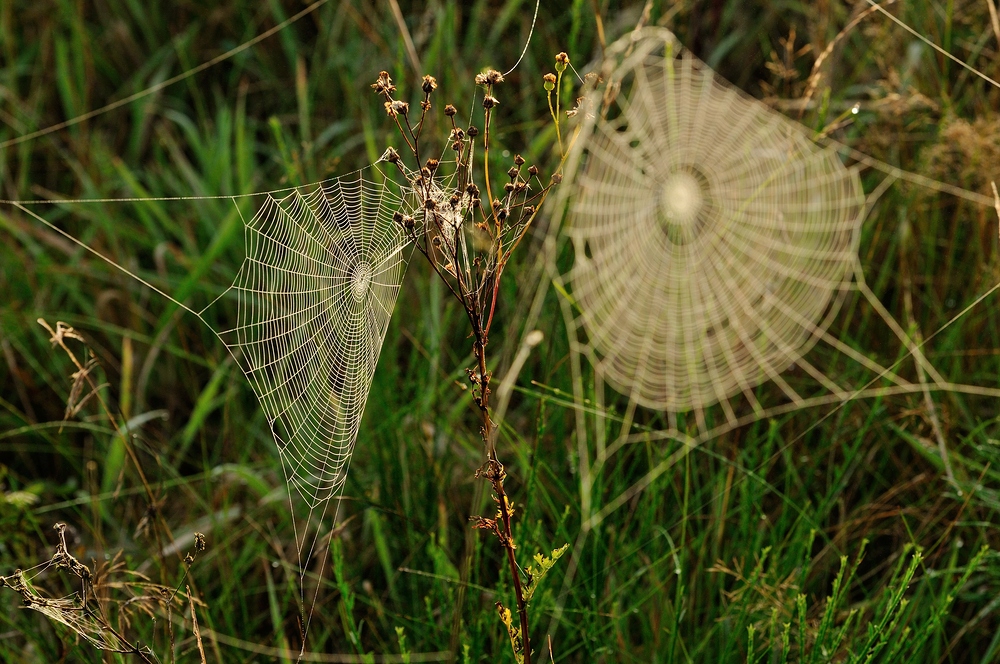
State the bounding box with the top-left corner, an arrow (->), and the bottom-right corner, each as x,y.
218,168 -> 410,508
565,29 -> 864,411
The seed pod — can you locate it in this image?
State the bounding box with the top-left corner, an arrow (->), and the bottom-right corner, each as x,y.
514,154 -> 525,166
426,159 -> 439,173
507,167 -> 519,179
528,165 -> 539,176
555,52 -> 570,73
467,125 -> 479,138
422,75 -> 437,94
543,73 -> 556,91
444,104 -> 457,117
483,95 -> 499,110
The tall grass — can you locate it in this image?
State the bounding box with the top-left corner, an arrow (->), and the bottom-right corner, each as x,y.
1,0 -> 999,661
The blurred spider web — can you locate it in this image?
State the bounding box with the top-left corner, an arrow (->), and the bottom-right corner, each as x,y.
517,27 -> 1000,631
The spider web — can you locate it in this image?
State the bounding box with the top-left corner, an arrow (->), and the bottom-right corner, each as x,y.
523,27 -> 1000,632
563,33 -> 864,413
215,168 -> 411,512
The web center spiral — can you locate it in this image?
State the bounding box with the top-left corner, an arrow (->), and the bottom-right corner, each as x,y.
351,260 -> 373,302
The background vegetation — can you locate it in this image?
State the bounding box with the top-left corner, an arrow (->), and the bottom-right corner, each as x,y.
1,0 -> 999,661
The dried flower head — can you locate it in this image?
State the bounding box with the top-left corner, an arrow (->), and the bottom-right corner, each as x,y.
422,75 -> 438,94
528,165 -> 539,177
483,95 -> 499,110
543,73 -> 556,92
384,147 -> 400,163
387,100 -> 409,117
566,96 -> 588,118
476,69 -> 504,86
468,125 -> 479,138
444,104 -> 457,117
372,71 -> 395,95
426,159 -> 439,173
555,52 -> 570,72
507,167 -> 519,179
194,532 -> 206,552
513,154 -> 525,166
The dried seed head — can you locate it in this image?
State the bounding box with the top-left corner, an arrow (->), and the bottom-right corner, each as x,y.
384,147 -> 400,163
421,99 -> 431,112
528,165 -> 539,176
372,71 -> 395,95
184,553 -> 195,565
420,167 -> 431,178
393,211 -> 404,225
543,72 -> 557,91
449,194 -> 460,208
514,154 -> 525,166
471,197 -> 481,208
444,104 -> 457,117
524,205 -> 535,215
492,199 -> 502,211
451,127 -> 465,141
424,198 -> 437,210
551,173 -> 563,184
426,159 -> 439,173
452,141 -> 462,151
467,125 -> 479,138
403,215 -> 415,230
390,100 -> 409,116
497,208 -> 508,221
422,75 -> 437,94
555,52 -> 570,72
476,69 -> 504,86
482,95 -> 499,110
466,183 -> 480,197
503,182 -> 515,193
194,532 -> 206,552
507,167 -> 519,179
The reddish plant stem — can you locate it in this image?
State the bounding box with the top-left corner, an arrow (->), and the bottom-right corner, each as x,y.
471,325 -> 531,664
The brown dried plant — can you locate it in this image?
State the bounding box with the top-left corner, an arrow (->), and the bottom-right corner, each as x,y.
1,522 -> 208,662
373,57 -> 573,663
